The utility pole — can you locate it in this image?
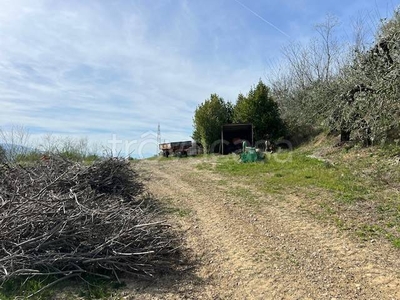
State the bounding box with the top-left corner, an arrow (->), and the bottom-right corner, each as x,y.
157,123 -> 161,155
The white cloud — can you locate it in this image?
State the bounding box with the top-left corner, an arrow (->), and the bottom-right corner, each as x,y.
1,0 -> 390,157
0,1 -> 265,153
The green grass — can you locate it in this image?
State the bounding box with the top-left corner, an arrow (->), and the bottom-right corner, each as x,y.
224,187 -> 260,207
390,237 -> 400,249
214,151 -> 366,203
0,276 -> 125,300
159,196 -> 192,217
196,162 -> 214,171
164,207 -> 191,217
195,145 -> 400,248
356,224 -> 384,240
0,277 -> 56,300
146,155 -> 197,161
355,225 -> 400,249
146,155 -> 168,161
77,276 -> 125,300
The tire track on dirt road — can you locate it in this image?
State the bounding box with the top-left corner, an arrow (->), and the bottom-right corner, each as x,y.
136,159 -> 400,299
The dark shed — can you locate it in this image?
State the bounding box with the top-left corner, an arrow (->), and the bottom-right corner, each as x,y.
221,123 -> 253,154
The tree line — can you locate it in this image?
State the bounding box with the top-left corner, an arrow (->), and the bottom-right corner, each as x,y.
193,9 -> 400,152
269,10 -> 400,146
193,80 -> 285,153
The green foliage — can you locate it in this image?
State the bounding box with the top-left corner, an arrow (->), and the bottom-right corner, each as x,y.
192,81 -> 286,152
14,150 -> 100,164
15,151 -> 42,163
233,80 -> 286,140
0,277 -> 56,300
0,276 -> 124,300
58,150 -> 86,161
192,94 -> 233,153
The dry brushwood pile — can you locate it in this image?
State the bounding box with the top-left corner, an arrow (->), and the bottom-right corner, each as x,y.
0,157 -> 179,288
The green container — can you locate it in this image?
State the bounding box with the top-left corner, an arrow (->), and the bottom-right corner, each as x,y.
240,142 -> 263,163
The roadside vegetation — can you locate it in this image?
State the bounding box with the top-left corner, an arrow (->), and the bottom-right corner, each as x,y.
0,126 -> 101,165
193,81 -> 285,153
195,134 -> 400,248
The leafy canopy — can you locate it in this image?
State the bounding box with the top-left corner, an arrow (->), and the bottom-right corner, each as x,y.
233,80 -> 286,140
192,94 -> 232,153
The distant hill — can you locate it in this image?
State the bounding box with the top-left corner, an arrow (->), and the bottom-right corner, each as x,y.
0,143 -> 35,159
0,143 -> 32,152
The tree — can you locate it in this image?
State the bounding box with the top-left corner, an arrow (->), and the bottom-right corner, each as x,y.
269,10 -> 400,145
192,94 -> 233,153
233,80 -> 286,141
268,15 -> 343,139
328,9 -> 400,144
0,125 -> 31,161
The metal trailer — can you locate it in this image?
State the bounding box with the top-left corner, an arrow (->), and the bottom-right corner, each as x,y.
159,141 -> 192,157
187,143 -> 203,156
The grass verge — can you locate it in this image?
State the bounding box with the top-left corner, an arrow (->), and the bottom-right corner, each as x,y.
196,144 -> 400,248
0,276 -> 125,300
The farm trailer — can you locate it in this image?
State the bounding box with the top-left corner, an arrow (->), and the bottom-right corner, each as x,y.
159,141 -> 193,157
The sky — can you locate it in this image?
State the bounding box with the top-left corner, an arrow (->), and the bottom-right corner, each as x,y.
0,0 -> 396,157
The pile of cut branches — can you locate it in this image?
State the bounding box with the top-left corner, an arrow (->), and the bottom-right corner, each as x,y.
0,157 -> 179,291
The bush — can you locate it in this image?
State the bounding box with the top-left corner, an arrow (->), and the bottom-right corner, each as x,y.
14,151 -> 42,163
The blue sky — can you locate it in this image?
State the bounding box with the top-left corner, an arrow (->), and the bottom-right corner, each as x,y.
0,0 -> 396,157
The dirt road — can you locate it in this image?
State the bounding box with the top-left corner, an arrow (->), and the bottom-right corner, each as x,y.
129,158 -> 400,299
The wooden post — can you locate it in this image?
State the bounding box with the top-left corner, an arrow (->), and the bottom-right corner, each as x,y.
221,126 -> 224,155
